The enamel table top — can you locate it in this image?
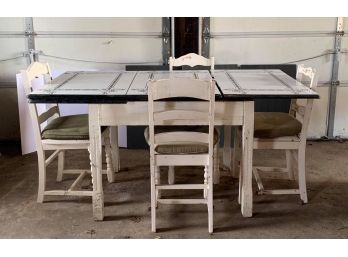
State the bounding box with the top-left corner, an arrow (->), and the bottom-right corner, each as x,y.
28,70 -> 319,103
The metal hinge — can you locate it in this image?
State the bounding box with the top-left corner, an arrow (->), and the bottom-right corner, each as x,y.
23,49 -> 42,63
331,81 -> 340,86
24,30 -> 37,37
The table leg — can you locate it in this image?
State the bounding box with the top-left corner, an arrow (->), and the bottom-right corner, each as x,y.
232,127 -> 241,178
110,126 -> 120,174
89,105 -> 104,220
222,126 -> 232,171
241,101 -> 254,217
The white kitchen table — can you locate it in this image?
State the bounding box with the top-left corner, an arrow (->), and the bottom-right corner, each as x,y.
28,69 -> 318,221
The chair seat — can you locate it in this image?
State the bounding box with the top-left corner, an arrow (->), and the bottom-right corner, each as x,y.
42,114 -> 89,140
254,112 -> 302,138
144,126 -> 219,154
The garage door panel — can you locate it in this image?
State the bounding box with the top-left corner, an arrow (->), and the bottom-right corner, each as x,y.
33,17 -> 161,33
211,17 -> 336,33
211,37 -> 334,82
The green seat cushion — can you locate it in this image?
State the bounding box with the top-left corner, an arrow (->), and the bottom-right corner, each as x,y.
42,114 -> 89,140
144,126 -> 219,154
254,112 -> 302,138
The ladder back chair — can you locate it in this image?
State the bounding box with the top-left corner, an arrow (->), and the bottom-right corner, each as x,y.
146,77 -> 218,233
234,64 -> 318,204
167,53 -> 221,185
22,62 -> 118,203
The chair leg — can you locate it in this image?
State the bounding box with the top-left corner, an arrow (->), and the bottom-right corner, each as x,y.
204,165 -> 208,199
37,149 -> 46,203
155,166 -> 161,208
213,144 -> 220,184
104,128 -> 115,183
238,163 -> 242,205
232,127 -> 241,178
235,128 -> 242,204
207,162 -> 214,234
168,166 -> 175,184
150,164 -> 157,232
57,150 -> 65,182
253,167 -> 265,193
298,147 -> 308,203
286,150 -> 295,180
110,126 -> 120,172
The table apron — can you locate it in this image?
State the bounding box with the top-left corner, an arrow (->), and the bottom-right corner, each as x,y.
95,101 -> 245,126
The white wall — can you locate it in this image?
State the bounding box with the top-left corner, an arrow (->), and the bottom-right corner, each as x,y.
210,17 -> 339,138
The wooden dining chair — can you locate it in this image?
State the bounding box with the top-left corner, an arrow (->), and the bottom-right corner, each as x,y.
145,77 -> 218,233
21,62 -> 118,203
234,65 -> 318,204
167,53 -> 222,185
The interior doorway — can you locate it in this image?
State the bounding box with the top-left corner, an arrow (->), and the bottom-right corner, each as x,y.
174,17 -> 199,57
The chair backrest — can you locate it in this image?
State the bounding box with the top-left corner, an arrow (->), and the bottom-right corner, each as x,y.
168,53 -> 215,71
21,62 -> 60,145
147,78 -> 216,155
289,64 -> 318,140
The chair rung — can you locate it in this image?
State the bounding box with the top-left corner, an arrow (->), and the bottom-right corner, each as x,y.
156,184 -> 207,190
62,169 -> 113,175
45,150 -> 61,166
69,171 -> 88,191
44,190 -> 93,197
254,166 -> 288,173
259,189 -> 300,195
62,169 -> 90,174
157,199 -> 207,204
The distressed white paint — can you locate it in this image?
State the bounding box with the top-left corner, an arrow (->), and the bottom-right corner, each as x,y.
249,65 -> 318,203
147,78 -> 216,232
16,74 -> 47,154
21,62 -> 117,205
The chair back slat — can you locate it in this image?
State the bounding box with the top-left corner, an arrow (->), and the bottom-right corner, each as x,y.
169,53 -> 214,71
154,110 -> 209,124
154,132 -> 210,145
38,106 -> 60,124
149,78 -> 211,101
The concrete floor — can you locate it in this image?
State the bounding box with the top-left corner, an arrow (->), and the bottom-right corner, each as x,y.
0,141 -> 347,238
